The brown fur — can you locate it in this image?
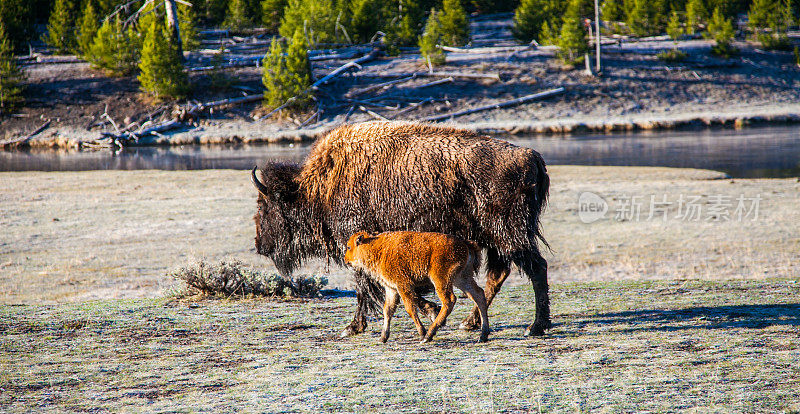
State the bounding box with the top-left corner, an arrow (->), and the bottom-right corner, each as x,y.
252,121 -> 551,338
345,231 -> 490,343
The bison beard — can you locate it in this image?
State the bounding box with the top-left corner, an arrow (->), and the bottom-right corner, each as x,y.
252,121 -> 551,337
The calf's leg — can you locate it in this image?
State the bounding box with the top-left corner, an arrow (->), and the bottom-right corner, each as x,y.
455,276 -> 490,343
423,280 -> 456,343
461,249 -> 510,331
381,288 -> 400,343
398,287 -> 427,340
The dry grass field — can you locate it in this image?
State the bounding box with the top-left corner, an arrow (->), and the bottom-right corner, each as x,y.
1,280 -> 799,412
1,166 -> 797,303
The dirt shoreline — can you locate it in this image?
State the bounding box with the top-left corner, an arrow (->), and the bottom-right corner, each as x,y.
19,101 -> 800,148
1,165 -> 797,304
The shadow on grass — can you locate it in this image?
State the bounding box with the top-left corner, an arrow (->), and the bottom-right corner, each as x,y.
574,303 -> 800,333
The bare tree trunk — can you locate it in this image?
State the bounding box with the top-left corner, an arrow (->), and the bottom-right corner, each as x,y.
163,0 -> 183,58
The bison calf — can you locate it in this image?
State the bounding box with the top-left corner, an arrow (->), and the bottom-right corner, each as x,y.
344,231 -> 490,343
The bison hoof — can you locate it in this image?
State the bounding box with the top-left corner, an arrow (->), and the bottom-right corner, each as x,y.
339,325 -> 363,338
523,324 -> 546,337
459,319 -> 479,331
478,335 -> 489,343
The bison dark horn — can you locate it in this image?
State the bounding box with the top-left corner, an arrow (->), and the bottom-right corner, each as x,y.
251,167 -> 270,197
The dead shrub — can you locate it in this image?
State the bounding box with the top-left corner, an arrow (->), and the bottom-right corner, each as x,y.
169,260 -> 327,299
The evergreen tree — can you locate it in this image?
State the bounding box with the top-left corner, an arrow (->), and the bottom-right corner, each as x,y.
261,29 -> 312,110
179,4 -> 200,50
666,9 -> 683,42
627,0 -> 657,36
439,0 -> 469,46
76,0 -> 100,57
279,0 -> 338,45
87,16 -> 137,76
384,0 -> 423,54
44,0 -> 77,54
706,6 -> 735,57
601,0 -> 623,22
350,0 -> 386,43
262,0 -> 287,33
512,0 -> 553,43
750,0 -> 793,49
223,0 -> 254,30
556,0 -> 588,65
419,8 -> 446,66
0,0 -> 35,51
0,17 -> 25,112
685,0 -> 707,35
138,16 -> 190,99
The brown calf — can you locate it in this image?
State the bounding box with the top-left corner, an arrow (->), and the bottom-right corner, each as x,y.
344,231 -> 490,343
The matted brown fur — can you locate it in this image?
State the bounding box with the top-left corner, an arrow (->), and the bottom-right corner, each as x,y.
252,121 -> 551,338
345,231 -> 490,343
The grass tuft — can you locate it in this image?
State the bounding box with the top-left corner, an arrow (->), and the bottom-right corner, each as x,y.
168,260 -> 327,299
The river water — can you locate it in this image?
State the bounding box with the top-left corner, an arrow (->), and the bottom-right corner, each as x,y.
1,125 -> 799,178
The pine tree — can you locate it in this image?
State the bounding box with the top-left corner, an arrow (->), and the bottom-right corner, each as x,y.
601,0 -> 623,22
750,0 -> 793,50
279,0 -> 338,45
627,0 -> 656,36
261,29 -> 312,110
419,8 -> 445,66
45,0 -> 77,54
350,0 -> 386,43
685,0 -> 707,35
512,0 -> 552,43
0,17 -> 25,112
179,4 -> 200,50
439,0 -> 469,46
138,17 -> 190,99
666,10 -> 683,42
556,0 -> 588,66
707,6 -> 735,57
87,17 -> 138,76
0,0 -> 35,51
262,0 -> 287,33
76,0 -> 100,57
384,0 -> 423,54
223,0 -> 254,30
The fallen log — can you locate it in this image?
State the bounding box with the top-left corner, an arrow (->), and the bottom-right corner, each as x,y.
312,49 -> 381,88
357,70 -> 500,81
439,45 -> 532,54
419,87 -> 565,123
391,98 -> 435,119
345,75 -> 416,98
359,105 -> 388,121
0,120 -> 51,149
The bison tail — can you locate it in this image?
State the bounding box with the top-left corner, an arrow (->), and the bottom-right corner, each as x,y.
532,153 -> 551,252
466,240 -> 482,276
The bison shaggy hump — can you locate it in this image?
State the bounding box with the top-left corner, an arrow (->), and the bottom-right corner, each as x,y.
298,121 -> 548,254
253,121 -> 551,337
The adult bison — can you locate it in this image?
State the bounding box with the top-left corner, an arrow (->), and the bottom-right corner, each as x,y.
251,121 -> 551,337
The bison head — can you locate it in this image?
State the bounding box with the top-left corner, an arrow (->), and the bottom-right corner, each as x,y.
251,163 -> 318,278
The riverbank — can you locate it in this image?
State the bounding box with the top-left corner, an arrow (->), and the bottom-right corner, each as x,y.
3,28 -> 800,148
1,166 -> 797,304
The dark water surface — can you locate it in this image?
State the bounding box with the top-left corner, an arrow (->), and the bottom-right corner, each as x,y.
1,125 -> 799,178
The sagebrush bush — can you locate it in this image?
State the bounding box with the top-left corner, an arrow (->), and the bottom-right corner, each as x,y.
169,260 -> 328,298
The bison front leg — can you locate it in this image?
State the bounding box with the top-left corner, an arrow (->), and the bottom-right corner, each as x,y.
340,269 -> 384,338
516,252 -> 551,337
